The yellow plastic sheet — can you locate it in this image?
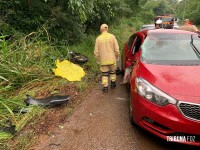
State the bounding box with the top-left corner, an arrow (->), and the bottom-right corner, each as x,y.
52,59 -> 85,81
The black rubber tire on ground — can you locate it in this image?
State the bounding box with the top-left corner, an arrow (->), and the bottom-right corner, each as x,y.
70,52 -> 89,64
73,55 -> 89,64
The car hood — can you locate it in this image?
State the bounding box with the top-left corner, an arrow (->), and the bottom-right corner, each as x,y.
139,63 -> 200,103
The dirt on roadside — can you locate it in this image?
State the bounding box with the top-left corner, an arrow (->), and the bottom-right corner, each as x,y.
10,76 -> 199,150
29,76 -> 144,150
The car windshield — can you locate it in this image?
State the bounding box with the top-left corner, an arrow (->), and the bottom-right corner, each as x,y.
141,32 -> 200,65
162,17 -> 173,22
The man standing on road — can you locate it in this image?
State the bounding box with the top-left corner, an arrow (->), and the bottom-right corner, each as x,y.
179,19 -> 198,32
94,24 -> 120,93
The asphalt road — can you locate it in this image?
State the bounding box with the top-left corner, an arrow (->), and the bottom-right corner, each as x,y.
31,76 -> 199,150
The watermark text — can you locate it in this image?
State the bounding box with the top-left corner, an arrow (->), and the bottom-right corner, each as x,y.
167,136 -> 195,142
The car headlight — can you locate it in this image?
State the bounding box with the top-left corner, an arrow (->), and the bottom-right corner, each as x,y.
136,77 -> 177,106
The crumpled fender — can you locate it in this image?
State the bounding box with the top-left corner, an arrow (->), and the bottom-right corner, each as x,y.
24,95 -> 70,107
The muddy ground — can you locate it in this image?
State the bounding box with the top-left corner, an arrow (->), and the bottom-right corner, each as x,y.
20,76 -> 199,150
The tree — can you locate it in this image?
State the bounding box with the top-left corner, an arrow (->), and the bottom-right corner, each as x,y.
176,0 -> 200,24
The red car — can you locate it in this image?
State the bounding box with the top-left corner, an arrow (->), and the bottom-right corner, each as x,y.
122,29 -> 200,146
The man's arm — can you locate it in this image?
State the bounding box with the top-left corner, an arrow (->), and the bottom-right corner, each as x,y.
94,39 -> 100,63
113,36 -> 120,61
193,25 -> 199,32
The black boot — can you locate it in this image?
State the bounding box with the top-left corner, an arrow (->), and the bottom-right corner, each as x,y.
103,86 -> 108,93
111,81 -> 116,89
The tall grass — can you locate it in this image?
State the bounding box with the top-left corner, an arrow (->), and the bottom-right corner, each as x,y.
0,26 -> 98,145
0,29 -> 66,147
0,17 -> 138,149
1,32 -> 59,93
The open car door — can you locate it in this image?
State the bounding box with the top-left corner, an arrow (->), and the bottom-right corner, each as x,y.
122,32 -> 145,83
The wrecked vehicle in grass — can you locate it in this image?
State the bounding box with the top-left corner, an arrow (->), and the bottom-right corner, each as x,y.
122,29 -> 200,146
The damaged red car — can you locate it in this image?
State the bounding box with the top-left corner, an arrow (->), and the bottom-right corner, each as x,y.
122,29 -> 200,146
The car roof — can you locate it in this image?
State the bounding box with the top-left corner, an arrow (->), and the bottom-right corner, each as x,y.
140,24 -> 155,31
135,29 -> 197,40
147,29 -> 197,35
142,24 -> 154,27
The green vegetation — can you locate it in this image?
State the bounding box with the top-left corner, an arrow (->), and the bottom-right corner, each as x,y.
176,0 -> 200,24
0,1 -> 133,148
0,0 -> 198,149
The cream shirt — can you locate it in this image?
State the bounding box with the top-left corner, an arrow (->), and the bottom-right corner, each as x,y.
94,31 -> 120,65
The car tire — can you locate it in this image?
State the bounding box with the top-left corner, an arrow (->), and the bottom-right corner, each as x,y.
121,50 -> 125,76
129,89 -> 136,126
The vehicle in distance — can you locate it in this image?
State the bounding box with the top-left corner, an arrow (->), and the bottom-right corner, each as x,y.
140,24 -> 155,31
155,14 -> 175,29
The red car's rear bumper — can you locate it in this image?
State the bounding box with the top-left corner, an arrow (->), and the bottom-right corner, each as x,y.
131,93 -> 200,146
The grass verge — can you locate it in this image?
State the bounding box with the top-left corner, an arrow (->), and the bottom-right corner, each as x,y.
0,17 -> 136,149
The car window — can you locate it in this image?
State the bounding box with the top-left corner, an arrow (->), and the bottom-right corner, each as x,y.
193,35 -> 200,49
162,17 -> 173,22
132,37 -> 142,54
141,33 -> 200,65
128,34 -> 137,50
